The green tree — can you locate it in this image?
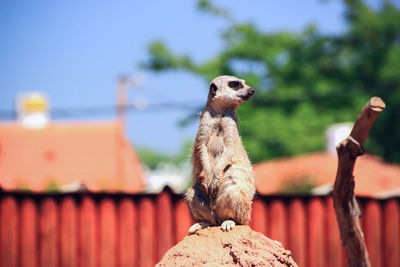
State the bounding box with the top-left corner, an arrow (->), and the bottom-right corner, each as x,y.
136,141 -> 193,170
143,0 -> 400,163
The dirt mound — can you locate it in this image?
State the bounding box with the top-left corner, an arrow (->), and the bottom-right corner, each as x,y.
156,225 -> 297,266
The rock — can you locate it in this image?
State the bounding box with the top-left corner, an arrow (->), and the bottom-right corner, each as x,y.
156,225 -> 298,267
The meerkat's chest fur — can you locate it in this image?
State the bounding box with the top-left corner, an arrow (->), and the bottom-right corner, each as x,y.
207,118 -> 226,159
197,110 -> 244,183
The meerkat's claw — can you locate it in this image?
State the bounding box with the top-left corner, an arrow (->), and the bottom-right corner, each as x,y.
188,221 -> 211,235
221,220 -> 236,232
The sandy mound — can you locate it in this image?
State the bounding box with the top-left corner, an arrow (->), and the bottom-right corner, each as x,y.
157,225 -> 297,266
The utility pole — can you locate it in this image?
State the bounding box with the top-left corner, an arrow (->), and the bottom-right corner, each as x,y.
116,73 -> 146,130
116,75 -> 128,129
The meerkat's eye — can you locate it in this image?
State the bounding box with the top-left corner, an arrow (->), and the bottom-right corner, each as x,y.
228,81 -> 243,90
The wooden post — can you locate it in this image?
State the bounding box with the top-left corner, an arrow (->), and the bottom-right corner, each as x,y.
332,97 -> 385,267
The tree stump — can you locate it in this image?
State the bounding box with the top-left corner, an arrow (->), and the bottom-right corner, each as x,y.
332,96 -> 386,267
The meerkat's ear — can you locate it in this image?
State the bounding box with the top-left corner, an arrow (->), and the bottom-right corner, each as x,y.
209,83 -> 217,99
210,83 -> 217,92
207,83 -> 217,104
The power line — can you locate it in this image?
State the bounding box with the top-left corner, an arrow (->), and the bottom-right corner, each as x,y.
0,101 -> 203,120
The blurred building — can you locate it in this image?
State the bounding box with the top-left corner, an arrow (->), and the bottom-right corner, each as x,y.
254,152 -> 400,197
254,123 -> 400,198
0,93 -> 145,193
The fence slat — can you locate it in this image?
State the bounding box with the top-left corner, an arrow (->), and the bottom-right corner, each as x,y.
269,199 -> 287,246
174,198 -> 192,244
0,196 -> 18,267
40,198 -> 59,267
307,198 -> 325,267
99,198 -> 117,267
325,197 -> 343,267
119,198 -> 137,267
139,197 -> 155,267
365,200 -> 383,267
383,199 -> 400,267
60,197 -> 77,267
156,191 -> 173,262
20,198 -> 38,267
79,196 -> 97,267
250,198 -> 268,235
288,198 -> 306,267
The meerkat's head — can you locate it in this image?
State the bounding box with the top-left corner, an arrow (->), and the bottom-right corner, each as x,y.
207,75 -> 254,108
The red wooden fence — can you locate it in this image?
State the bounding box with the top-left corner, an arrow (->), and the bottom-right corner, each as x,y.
0,190 -> 399,267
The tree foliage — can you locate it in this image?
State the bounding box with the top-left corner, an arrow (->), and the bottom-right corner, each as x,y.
143,0 -> 400,163
136,141 -> 193,169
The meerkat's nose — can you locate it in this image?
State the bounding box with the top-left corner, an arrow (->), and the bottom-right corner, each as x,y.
248,88 -> 255,95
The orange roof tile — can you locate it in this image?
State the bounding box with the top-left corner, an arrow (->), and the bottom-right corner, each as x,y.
253,152 -> 400,198
0,121 -> 145,193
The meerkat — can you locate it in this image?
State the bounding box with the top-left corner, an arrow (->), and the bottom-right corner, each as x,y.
185,75 -> 256,234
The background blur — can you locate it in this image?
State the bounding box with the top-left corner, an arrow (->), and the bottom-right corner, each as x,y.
4,0 -> 399,167
1,1 -> 400,266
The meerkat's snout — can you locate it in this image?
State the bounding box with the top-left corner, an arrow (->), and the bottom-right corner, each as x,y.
240,87 -> 255,101
237,86 -> 255,102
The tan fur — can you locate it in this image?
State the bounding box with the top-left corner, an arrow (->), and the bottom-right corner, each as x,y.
185,75 -> 256,234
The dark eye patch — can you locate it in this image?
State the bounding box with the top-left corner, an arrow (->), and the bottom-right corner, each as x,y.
228,81 -> 243,90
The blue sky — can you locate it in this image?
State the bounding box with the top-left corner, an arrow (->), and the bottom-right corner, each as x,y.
0,0 -> 345,154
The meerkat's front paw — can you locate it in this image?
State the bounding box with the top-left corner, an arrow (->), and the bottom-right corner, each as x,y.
188,221 -> 211,235
221,220 -> 236,232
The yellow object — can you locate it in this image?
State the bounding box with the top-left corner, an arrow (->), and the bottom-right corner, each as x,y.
22,94 -> 47,112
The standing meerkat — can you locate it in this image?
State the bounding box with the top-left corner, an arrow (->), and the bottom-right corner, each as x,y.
185,75 -> 256,234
